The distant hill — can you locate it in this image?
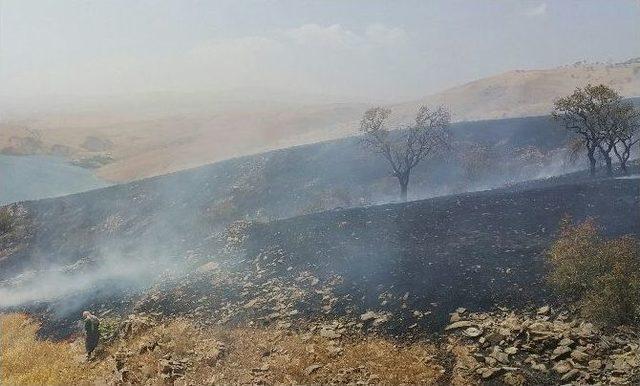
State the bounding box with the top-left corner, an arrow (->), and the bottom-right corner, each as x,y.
1,59 -> 639,182
395,58 -> 640,121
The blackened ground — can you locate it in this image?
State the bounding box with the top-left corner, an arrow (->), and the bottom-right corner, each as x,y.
238,177 -> 640,334
131,176 -> 640,340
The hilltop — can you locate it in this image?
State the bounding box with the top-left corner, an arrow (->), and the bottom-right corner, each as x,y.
397,59 -> 640,121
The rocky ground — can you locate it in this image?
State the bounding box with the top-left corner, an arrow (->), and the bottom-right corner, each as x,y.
42,305 -> 640,385
443,307 -> 640,385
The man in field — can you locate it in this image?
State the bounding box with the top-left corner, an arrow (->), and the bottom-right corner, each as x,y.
82,311 -> 100,360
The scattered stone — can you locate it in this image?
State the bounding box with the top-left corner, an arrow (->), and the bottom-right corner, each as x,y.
552,346 -> 572,360
588,359 -> 603,371
319,327 -> 341,339
444,321 -> 476,331
463,327 -> 483,338
553,361 -> 572,374
536,305 -> 550,315
443,307 -> 640,384
304,364 -> 322,376
560,368 -> 580,382
504,347 -> 518,355
531,363 -> 547,372
570,349 -> 590,363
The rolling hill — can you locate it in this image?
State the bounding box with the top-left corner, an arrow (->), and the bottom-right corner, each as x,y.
2,58 -> 639,182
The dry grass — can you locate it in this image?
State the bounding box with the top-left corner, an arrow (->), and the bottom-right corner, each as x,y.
1,313 -> 451,385
89,317 -> 447,385
0,313 -> 95,385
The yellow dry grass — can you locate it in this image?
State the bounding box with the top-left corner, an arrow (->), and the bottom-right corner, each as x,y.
0,313 -> 93,385
92,317 -> 448,385
0,313 -> 456,385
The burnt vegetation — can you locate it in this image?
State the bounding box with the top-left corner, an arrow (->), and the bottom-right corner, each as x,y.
0,91 -> 639,385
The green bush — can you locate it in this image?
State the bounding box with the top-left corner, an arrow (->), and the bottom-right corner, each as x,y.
98,317 -> 121,343
547,218 -> 640,326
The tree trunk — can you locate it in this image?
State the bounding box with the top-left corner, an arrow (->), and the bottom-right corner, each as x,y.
604,155 -> 613,176
620,146 -> 631,175
597,145 -> 613,176
587,150 -> 597,177
399,180 -> 408,202
397,173 -> 409,202
620,161 -> 628,175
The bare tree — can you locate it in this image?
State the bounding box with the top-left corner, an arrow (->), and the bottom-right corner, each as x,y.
360,105 -> 451,201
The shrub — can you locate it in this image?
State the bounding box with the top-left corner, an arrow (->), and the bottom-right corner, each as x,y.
547,218 -> 640,326
98,316 -> 121,343
0,207 -> 14,235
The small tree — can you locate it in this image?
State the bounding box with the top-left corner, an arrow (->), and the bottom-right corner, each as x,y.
552,84 -> 625,176
360,105 -> 451,201
611,101 -> 640,174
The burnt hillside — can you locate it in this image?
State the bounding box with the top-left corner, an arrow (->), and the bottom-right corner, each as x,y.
7,172 -> 639,340
0,114 -> 571,280
127,175 -> 640,343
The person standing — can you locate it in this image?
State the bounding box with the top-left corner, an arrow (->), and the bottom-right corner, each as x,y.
82,311 -> 100,360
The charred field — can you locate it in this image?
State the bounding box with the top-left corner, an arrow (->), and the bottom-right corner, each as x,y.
10,169 -> 636,342
1,116 -> 639,384
137,174 -> 640,337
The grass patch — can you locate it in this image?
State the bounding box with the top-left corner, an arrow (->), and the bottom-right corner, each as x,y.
0,313 -> 89,385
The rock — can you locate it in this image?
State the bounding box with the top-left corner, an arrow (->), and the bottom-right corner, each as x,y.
537,305 -> 550,315
489,347 -> 509,364
196,261 -> 218,273
485,357 -> 498,366
456,307 -> 467,314
552,346 -> 572,360
558,338 -> 574,347
480,367 -> 504,379
505,347 -> 518,355
464,327 -> 483,338
613,357 -> 630,372
359,311 -> 390,326
553,361 -> 572,374
531,363 -> 547,372
560,369 -> 580,382
304,364 -> 322,376
570,349 -> 590,363
444,321 -> 476,331
360,311 -> 378,321
502,371 -> 526,386
320,328 -> 341,339
450,313 -> 461,322
588,359 -> 603,371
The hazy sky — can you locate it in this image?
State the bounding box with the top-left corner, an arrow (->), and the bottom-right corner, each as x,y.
1,0 -> 639,102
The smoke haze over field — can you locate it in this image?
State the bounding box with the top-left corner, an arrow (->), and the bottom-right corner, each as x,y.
0,2 -> 639,347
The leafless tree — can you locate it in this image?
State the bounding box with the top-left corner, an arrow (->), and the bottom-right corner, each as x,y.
360,105 -> 451,201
